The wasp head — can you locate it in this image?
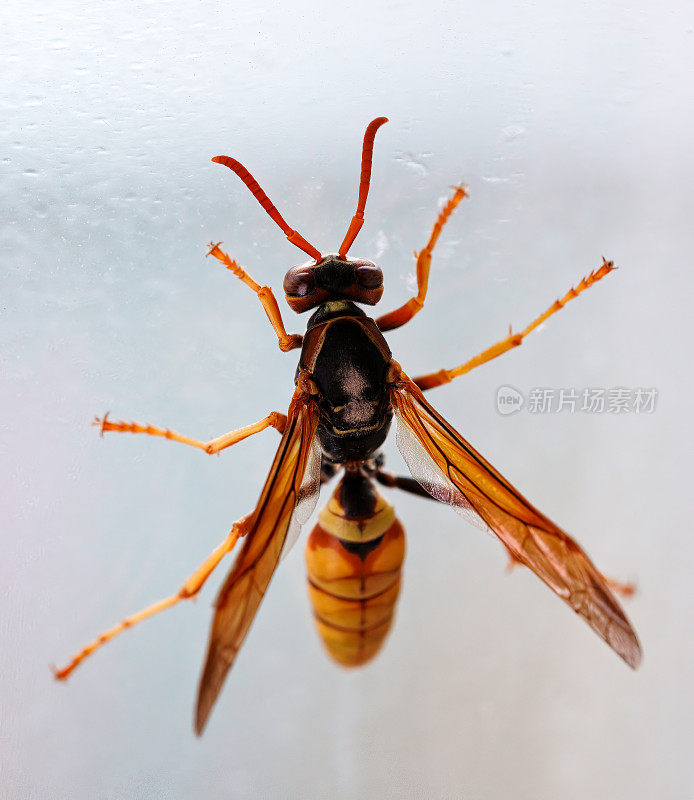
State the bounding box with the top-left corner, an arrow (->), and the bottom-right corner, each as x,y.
283,255 -> 383,313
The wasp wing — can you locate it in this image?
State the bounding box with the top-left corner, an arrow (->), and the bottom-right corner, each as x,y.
391,373 -> 641,669
195,395 -> 320,735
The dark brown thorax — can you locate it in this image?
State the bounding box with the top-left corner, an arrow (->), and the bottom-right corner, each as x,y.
299,301 -> 392,463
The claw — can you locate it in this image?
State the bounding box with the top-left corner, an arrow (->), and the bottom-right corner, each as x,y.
92,412 -> 109,436
449,183 -> 469,197
206,241 -> 223,259
604,577 -> 637,598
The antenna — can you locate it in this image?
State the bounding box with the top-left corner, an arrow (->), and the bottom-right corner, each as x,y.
338,117 -> 388,258
212,156 -> 322,261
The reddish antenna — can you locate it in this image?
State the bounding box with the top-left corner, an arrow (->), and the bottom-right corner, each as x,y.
212,156 -> 322,261
338,117 -> 388,258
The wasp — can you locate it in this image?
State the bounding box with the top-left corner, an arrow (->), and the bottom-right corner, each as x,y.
55,117 -> 641,734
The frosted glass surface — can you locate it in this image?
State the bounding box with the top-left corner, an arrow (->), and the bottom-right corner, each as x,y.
2,1 -> 692,798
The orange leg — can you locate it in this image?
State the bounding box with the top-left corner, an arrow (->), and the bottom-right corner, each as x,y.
414,259 -> 617,391
602,576 -> 636,598
93,410 -> 287,454
53,516 -> 251,680
207,242 -> 302,352
376,185 -> 468,332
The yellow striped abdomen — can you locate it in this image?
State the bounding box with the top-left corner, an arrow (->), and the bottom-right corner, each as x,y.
305,473 -> 405,667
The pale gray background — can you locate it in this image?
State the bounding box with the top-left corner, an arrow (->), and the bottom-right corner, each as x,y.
1,1 -> 692,798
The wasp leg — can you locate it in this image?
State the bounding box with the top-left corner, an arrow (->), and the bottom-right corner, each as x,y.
53,516 -> 251,680
378,467 -> 636,597
413,259 -> 617,390
207,242 -> 302,352
601,575 -> 636,598
376,185 -> 468,333
379,469 -> 636,598
374,468 -> 438,500
93,411 -> 287,454
320,458 -> 340,485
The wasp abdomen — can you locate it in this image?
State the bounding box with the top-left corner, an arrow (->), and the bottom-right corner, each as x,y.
305,471 -> 405,667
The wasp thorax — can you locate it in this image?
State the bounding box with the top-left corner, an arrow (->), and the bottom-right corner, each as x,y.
283,255 -> 383,313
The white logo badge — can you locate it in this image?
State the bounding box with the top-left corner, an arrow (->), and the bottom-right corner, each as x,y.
496,385 -> 524,415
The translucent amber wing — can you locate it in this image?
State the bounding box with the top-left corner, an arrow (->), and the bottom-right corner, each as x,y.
195,397 -> 320,734
391,374 -> 641,670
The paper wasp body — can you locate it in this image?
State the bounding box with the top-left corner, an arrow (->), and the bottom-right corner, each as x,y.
55,118 -> 641,735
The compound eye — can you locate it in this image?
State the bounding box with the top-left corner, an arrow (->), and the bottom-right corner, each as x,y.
283,268 -> 315,297
356,264 -> 383,288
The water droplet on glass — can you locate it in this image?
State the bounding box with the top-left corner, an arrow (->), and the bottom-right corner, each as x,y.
374,230 -> 389,260
502,125 -> 525,142
394,151 -> 431,176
